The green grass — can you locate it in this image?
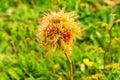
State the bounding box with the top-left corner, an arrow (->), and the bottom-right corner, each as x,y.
0,0 -> 120,80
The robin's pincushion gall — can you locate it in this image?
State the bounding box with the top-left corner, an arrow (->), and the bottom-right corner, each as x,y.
37,9 -> 81,55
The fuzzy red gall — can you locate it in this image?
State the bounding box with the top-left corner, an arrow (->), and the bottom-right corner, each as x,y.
43,24 -> 57,37
62,30 -> 71,42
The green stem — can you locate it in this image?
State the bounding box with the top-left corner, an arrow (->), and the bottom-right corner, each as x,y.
103,23 -> 114,74
64,52 -> 73,80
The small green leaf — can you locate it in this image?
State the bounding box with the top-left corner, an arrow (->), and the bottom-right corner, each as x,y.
8,68 -> 20,80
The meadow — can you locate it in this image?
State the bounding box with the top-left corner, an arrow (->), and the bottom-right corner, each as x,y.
0,0 -> 120,80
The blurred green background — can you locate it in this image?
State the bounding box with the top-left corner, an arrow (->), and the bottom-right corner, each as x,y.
0,0 -> 120,80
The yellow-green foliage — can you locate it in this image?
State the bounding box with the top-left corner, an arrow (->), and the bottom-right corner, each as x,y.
0,0 -> 120,80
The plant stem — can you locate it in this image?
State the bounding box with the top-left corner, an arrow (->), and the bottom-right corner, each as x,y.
103,51 -> 106,74
103,23 -> 114,74
64,52 -> 73,80
10,40 -> 18,55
